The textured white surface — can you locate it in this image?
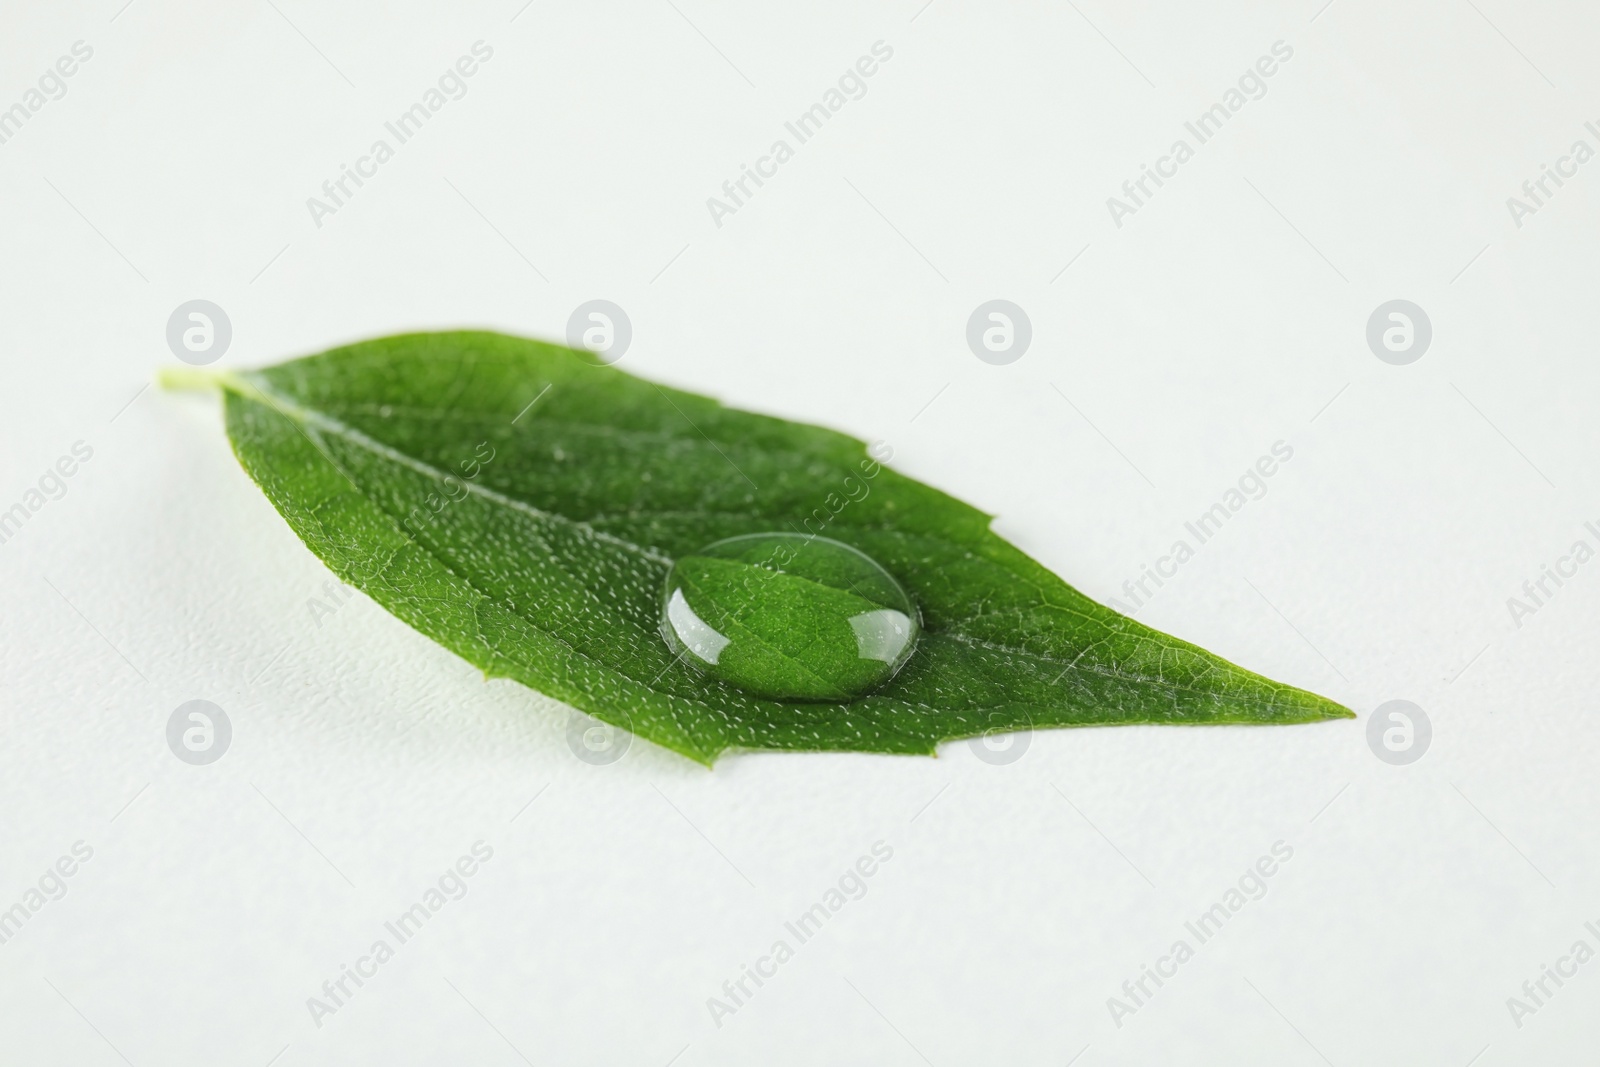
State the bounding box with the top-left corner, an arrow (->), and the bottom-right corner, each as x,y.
2,0 -> 1598,1063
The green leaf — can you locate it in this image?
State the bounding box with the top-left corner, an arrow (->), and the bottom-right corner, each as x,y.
167,331 -> 1352,765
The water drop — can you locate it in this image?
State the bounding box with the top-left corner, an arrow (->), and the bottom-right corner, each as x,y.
659,533 -> 920,701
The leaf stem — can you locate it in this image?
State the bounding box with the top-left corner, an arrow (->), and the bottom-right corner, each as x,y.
157,365 -> 264,398
159,366 -> 223,391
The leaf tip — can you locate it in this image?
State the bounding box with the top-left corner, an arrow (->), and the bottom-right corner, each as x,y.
1301,691 -> 1357,722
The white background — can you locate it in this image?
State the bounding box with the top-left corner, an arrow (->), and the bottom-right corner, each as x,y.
2,0 -> 1598,1063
